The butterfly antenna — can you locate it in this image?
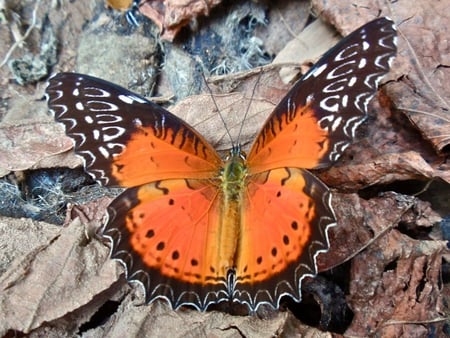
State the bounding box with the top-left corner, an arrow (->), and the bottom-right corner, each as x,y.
201,72 -> 235,148
236,69 -> 262,146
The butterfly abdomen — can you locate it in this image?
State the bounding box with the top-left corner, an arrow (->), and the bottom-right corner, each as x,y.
208,149 -> 249,276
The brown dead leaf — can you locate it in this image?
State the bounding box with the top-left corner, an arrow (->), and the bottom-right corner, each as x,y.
318,192 -> 416,271
0,122 -> 75,175
311,0 -> 394,34
0,218 -> 119,335
0,217 -> 60,276
170,92 -> 275,154
387,2 -> 449,153
322,151 -> 435,191
253,1 -> 310,57
139,0 -> 222,41
346,230 -> 446,336
93,298 -> 289,337
315,191 -> 446,336
273,19 -> 340,84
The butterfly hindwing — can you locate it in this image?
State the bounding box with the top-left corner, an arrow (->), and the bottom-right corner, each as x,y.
103,177 -> 230,310
247,17 -> 397,173
46,73 -> 222,187
232,168 -> 334,308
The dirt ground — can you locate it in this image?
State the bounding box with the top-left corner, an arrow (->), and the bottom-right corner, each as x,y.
0,0 -> 449,337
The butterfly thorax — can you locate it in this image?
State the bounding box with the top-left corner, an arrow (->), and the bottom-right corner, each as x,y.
221,146 -> 248,200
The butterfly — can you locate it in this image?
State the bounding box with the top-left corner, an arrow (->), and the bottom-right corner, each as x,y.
106,0 -> 140,26
46,17 -> 397,311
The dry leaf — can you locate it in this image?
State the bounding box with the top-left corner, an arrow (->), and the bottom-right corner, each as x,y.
346,230 -> 446,336
140,0 -> 222,41
321,151 -> 435,190
387,2 -> 449,152
273,19 -> 340,84
93,298 -> 289,337
318,192 -> 416,270
0,218 -> 119,335
170,92 -> 275,153
0,122 -> 74,175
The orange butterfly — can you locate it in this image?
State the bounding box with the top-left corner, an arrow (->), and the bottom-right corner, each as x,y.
46,17 -> 397,311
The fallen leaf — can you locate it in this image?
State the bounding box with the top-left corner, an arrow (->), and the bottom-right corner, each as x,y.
94,299 -> 290,336
0,218 -> 119,335
346,230 -> 446,336
272,19 -> 340,84
139,0 -> 223,41
0,122 -> 75,175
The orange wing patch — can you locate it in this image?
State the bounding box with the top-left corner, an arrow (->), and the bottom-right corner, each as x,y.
236,167 -> 334,284
247,103 -> 330,174
106,0 -> 133,11
111,123 -> 223,187
104,177 -> 230,285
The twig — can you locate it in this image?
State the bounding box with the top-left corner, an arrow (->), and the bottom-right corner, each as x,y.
0,0 -> 42,68
207,62 -> 303,83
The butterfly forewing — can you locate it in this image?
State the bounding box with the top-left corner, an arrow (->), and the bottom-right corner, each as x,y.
46,73 -> 222,187
247,17 -> 397,173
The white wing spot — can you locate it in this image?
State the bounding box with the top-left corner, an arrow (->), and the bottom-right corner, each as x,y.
107,142 -> 126,156
84,115 -> 94,124
358,58 -> 367,68
320,95 -> 340,113
331,116 -> 342,132
344,115 -> 366,138
342,95 -> 349,108
88,100 -> 119,112
318,114 -> 335,128
98,146 -> 110,159
388,55 -> 395,67
348,76 -> 357,87
76,102 -> 84,110
129,94 -> 147,103
362,41 -> 370,51
326,61 -> 355,80
311,63 -> 328,78
323,79 -> 347,93
93,129 -> 100,140
97,113 -> 123,124
102,126 -> 126,142
73,88 -> 79,96
85,87 -> 111,98
335,43 -> 358,61
119,95 -> 135,104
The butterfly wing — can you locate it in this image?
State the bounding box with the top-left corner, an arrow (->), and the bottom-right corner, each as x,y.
47,73 -> 229,308
234,17 -> 397,309
247,17 -> 397,173
103,177 -> 231,310
46,73 -> 222,187
232,168 -> 334,309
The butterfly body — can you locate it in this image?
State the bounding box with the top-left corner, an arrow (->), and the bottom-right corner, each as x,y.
46,17 -> 397,311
